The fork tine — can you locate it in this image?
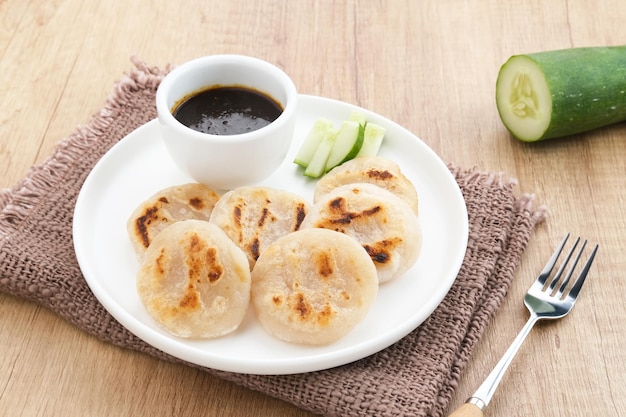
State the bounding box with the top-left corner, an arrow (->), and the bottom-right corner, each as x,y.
548,236 -> 581,293
566,243 -> 599,302
536,233 -> 570,287
555,239 -> 585,297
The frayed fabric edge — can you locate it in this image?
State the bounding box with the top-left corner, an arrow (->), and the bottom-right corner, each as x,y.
516,193 -> 549,225
0,58 -> 168,237
448,163 -> 518,189
448,162 -> 549,225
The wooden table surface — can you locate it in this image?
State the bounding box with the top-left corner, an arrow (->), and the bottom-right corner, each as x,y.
1,1 -> 624,416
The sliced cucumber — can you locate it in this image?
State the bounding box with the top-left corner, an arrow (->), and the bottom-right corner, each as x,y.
294,111 -> 386,177
356,122 -> 385,157
348,110 -> 367,126
324,120 -> 364,172
496,46 -> 626,142
294,118 -> 334,167
303,127 -> 337,178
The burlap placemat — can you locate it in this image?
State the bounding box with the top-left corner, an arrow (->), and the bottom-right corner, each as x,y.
0,59 -> 546,417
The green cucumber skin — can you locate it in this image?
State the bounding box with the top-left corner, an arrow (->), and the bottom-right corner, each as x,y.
501,46 -> 626,141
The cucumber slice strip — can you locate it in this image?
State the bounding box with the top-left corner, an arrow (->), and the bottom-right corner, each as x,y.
304,128 -> 337,178
324,120 -> 363,172
344,122 -> 366,162
294,118 -> 334,167
496,46 -> 626,142
356,122 -> 385,157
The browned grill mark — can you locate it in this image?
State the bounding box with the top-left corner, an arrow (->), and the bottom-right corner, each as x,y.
186,234 -> 204,284
327,197 -> 352,225
362,206 -> 382,216
317,304 -> 333,326
294,202 -> 307,230
175,233 -> 224,310
321,197 -> 383,227
185,233 -> 223,290
233,205 -> 243,226
329,197 -> 344,210
289,292 -> 334,326
178,291 -> 199,309
293,293 -> 311,319
232,202 -> 245,242
248,237 -> 260,260
155,248 -> 166,276
366,168 -> 394,180
188,197 -> 204,210
314,252 -> 334,278
205,247 -> 222,282
257,207 -> 270,227
135,206 -> 164,248
363,238 -> 401,264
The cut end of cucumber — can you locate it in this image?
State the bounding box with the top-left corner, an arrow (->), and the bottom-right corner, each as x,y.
348,110 -> 367,126
496,55 -> 553,142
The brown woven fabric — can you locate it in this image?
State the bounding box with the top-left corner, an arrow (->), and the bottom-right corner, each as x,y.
0,59 -> 546,417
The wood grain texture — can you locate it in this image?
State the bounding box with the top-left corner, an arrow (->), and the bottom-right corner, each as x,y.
1,0 -> 625,416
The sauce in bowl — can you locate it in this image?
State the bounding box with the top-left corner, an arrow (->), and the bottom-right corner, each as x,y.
172,86 -> 283,135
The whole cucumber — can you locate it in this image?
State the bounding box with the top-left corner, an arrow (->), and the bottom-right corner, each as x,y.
496,46 -> 626,142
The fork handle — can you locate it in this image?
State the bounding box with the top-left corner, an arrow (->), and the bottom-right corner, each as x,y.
447,403 -> 483,417
447,314 -> 539,416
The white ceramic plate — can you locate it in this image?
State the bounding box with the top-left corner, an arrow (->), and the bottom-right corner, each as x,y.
73,94 -> 468,375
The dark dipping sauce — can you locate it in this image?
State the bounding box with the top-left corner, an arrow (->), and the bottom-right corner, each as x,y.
172,86 -> 283,135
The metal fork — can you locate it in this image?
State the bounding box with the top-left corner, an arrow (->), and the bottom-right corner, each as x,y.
448,233 -> 599,417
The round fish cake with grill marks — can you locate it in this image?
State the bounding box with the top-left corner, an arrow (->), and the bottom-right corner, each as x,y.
127,183 -> 221,260
313,156 -> 419,215
136,220 -> 251,339
251,228 -> 378,345
209,186 -> 310,269
302,182 -> 421,283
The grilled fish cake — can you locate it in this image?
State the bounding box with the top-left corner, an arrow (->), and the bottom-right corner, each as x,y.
127,183 -> 220,260
209,186 -> 310,268
313,156 -> 419,215
302,183 -> 421,283
251,228 -> 378,345
136,220 -> 251,339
